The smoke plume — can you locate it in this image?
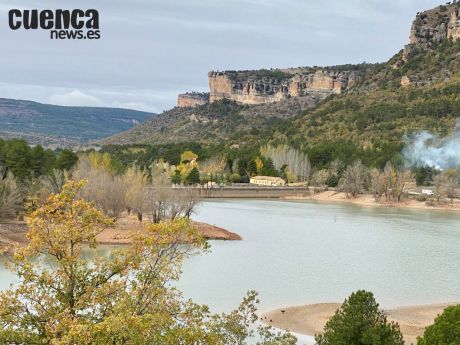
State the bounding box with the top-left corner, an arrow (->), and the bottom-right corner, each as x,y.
403,124 -> 460,170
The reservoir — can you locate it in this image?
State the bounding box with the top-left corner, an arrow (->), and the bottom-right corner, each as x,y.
177,199 -> 460,314
1,199 -> 459,328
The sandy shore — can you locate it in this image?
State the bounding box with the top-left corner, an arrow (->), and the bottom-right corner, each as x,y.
95,217 -> 241,245
0,216 -> 241,250
284,190 -> 460,212
262,302 -> 458,344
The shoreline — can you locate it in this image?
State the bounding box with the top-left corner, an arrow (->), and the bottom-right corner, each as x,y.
95,219 -> 242,245
283,190 -> 460,212
0,217 -> 241,251
261,301 -> 458,344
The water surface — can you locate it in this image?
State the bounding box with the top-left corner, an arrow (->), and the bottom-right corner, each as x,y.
177,199 -> 460,313
1,199 -> 459,316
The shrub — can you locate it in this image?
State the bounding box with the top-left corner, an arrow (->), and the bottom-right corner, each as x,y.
417,305 -> 460,345
316,290 -> 404,345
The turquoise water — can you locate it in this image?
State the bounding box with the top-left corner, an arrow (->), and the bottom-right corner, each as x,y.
2,199 -> 460,317
177,199 -> 460,314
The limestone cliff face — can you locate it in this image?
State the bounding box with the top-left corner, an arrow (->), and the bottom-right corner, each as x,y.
207,69 -> 358,105
404,2 -> 460,60
208,71 -> 289,104
177,92 -> 209,108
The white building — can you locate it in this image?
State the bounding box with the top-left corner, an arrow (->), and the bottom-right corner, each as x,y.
249,176 -> 286,187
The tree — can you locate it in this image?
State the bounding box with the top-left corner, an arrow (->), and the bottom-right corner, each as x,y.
417,305 -> 460,345
247,160 -> 257,176
311,169 -> 329,188
56,149 -> 78,171
0,172 -> 22,219
414,166 -> 434,186
0,180 -> 296,345
123,166 -> 148,221
433,173 -> 444,204
186,167 -> 200,185
30,145 -> 48,177
260,145 -> 311,182
393,169 -> 412,202
316,290 -> 404,345
339,160 -> 367,198
2,139 -> 33,180
370,168 -> 386,202
73,155 -> 127,218
180,150 -> 198,163
255,157 -> 264,175
171,169 -> 182,185
443,168 -> 458,205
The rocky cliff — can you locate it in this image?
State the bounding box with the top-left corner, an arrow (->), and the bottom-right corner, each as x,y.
208,69 -> 359,105
403,1 -> 460,60
178,68 -> 360,107
105,2 -> 460,147
177,92 -> 210,108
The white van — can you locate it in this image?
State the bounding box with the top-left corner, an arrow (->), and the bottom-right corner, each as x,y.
422,189 -> 434,196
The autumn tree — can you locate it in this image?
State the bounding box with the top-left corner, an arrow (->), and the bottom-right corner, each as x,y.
73,155 -> 127,218
0,180 -> 296,345
442,168 -> 458,205
370,168 -> 386,202
0,171 -> 22,219
310,169 -> 329,189
339,160 -> 367,198
255,157 -> 264,176
433,173 -> 444,204
261,145 -> 311,182
123,166 -> 148,221
316,290 -> 404,345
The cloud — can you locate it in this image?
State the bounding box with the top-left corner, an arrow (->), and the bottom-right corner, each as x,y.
0,0 -> 445,113
49,90 -> 104,107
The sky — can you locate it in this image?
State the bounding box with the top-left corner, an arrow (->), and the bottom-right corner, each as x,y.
0,0 -> 446,114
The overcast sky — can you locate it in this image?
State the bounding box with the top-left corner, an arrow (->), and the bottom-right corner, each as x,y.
0,0 -> 444,114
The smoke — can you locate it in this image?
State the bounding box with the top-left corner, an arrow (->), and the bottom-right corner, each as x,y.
403,125 -> 460,170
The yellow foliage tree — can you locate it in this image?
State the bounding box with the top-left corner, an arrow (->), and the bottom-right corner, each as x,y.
0,180 -> 296,345
255,157 -> 264,175
180,150 -> 198,164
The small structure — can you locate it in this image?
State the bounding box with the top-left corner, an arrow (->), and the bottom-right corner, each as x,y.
204,181 -> 219,189
422,189 -> 435,196
249,176 -> 286,187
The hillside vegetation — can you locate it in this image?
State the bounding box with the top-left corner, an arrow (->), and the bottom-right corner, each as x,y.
102,37 -> 460,155
0,98 -> 154,146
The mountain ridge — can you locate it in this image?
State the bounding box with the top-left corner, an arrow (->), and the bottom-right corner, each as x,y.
100,2 -> 460,148
0,98 -> 154,147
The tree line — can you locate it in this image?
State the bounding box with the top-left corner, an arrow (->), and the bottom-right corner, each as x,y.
3,141 -> 459,223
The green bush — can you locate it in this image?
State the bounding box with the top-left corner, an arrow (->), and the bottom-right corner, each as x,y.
417,305 -> 460,345
316,290 -> 404,345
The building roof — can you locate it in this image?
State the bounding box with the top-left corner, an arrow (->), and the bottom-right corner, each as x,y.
250,176 -> 285,182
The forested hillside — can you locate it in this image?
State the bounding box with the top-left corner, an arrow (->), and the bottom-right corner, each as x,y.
0,98 -> 154,147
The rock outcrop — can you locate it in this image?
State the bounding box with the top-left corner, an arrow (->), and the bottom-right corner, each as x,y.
207,69 -> 359,105
177,92 -> 210,108
178,68 -> 359,107
403,2 -> 460,60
